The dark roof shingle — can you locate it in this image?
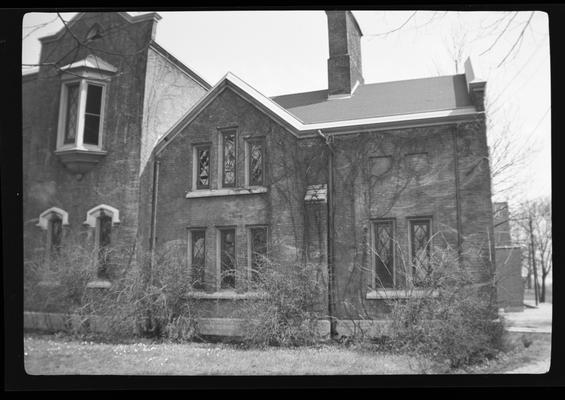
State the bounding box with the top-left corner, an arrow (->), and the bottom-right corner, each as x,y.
271,74 -> 473,124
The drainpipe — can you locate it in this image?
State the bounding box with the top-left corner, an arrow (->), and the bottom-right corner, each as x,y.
149,156 -> 161,276
317,129 -> 337,339
451,125 -> 463,261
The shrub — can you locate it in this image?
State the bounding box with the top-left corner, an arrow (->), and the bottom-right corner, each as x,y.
386,245 -> 506,369
238,261 -> 325,347
24,240 -> 200,342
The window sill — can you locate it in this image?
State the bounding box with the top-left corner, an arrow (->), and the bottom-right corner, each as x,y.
185,186 -> 268,198
185,290 -> 266,300
55,147 -> 107,174
86,280 -> 112,289
366,289 -> 439,299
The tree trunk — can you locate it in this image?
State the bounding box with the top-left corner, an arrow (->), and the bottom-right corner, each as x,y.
540,273 -> 546,303
529,215 -> 539,306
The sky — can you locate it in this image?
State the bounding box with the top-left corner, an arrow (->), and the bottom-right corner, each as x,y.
21,10 -> 551,206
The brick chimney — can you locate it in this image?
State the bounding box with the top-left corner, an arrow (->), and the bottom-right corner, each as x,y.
326,11 -> 364,97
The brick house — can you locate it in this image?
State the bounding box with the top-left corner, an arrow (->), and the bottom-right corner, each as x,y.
23,11 -> 496,335
22,12 -> 210,285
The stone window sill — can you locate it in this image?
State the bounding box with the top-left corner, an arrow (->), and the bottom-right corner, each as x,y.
186,186 -> 268,198
185,290 -> 266,300
86,280 -> 112,289
366,289 -> 439,299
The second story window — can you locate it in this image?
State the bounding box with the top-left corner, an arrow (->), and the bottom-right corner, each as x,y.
247,139 -> 265,186
221,130 -> 236,187
194,144 -> 211,189
58,80 -> 106,150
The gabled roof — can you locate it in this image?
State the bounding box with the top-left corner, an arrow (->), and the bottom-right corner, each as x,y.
154,72 -> 483,156
271,75 -> 473,124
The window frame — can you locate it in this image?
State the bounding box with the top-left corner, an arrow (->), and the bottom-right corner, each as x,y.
408,217 -> 433,285
247,225 -> 269,284
192,143 -> 212,190
47,215 -> 63,256
217,227 -> 237,290
370,219 -> 396,289
245,137 -> 266,187
218,128 -> 237,188
56,78 -> 107,151
187,228 -> 207,290
95,210 -> 113,279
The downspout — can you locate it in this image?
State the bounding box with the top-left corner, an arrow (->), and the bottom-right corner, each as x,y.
318,129 -> 337,339
451,125 -> 463,261
149,156 -> 161,275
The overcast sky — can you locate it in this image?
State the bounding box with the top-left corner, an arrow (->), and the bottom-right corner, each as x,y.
22,10 -> 551,206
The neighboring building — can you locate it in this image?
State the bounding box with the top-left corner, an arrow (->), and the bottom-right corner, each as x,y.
493,202 -> 524,312
23,11 -> 497,334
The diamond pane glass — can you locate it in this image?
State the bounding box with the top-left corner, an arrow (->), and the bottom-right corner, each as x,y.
223,132 -> 236,187
221,229 -> 236,289
64,83 -> 79,144
374,221 -> 394,288
411,220 -> 431,284
250,227 -> 267,282
197,147 -> 210,188
191,230 -> 206,289
249,142 -> 263,185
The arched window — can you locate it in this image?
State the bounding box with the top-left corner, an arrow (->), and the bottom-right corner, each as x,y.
37,207 -> 69,255
84,204 -> 120,279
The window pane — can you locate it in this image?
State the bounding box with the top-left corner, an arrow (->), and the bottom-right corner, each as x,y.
223,132 -> 236,187
197,147 -> 210,189
85,84 -> 102,115
98,214 -> 112,278
83,114 -> 100,145
191,231 -> 206,289
249,141 -> 263,185
411,220 -> 431,285
220,229 -> 236,289
250,227 -> 267,282
64,83 -> 80,144
50,217 -> 62,254
374,221 -> 394,288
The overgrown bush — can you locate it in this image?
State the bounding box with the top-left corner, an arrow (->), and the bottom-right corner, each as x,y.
386,245 -> 506,369
24,240 -> 200,342
238,261 -> 325,347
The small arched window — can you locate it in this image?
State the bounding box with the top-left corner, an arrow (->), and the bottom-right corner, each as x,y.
37,207 -> 69,255
84,205 -> 120,279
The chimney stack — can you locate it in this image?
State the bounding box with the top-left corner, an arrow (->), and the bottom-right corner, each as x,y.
326,10 -> 364,97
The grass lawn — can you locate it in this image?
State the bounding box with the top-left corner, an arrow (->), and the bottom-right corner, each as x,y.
23,331 -> 551,375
